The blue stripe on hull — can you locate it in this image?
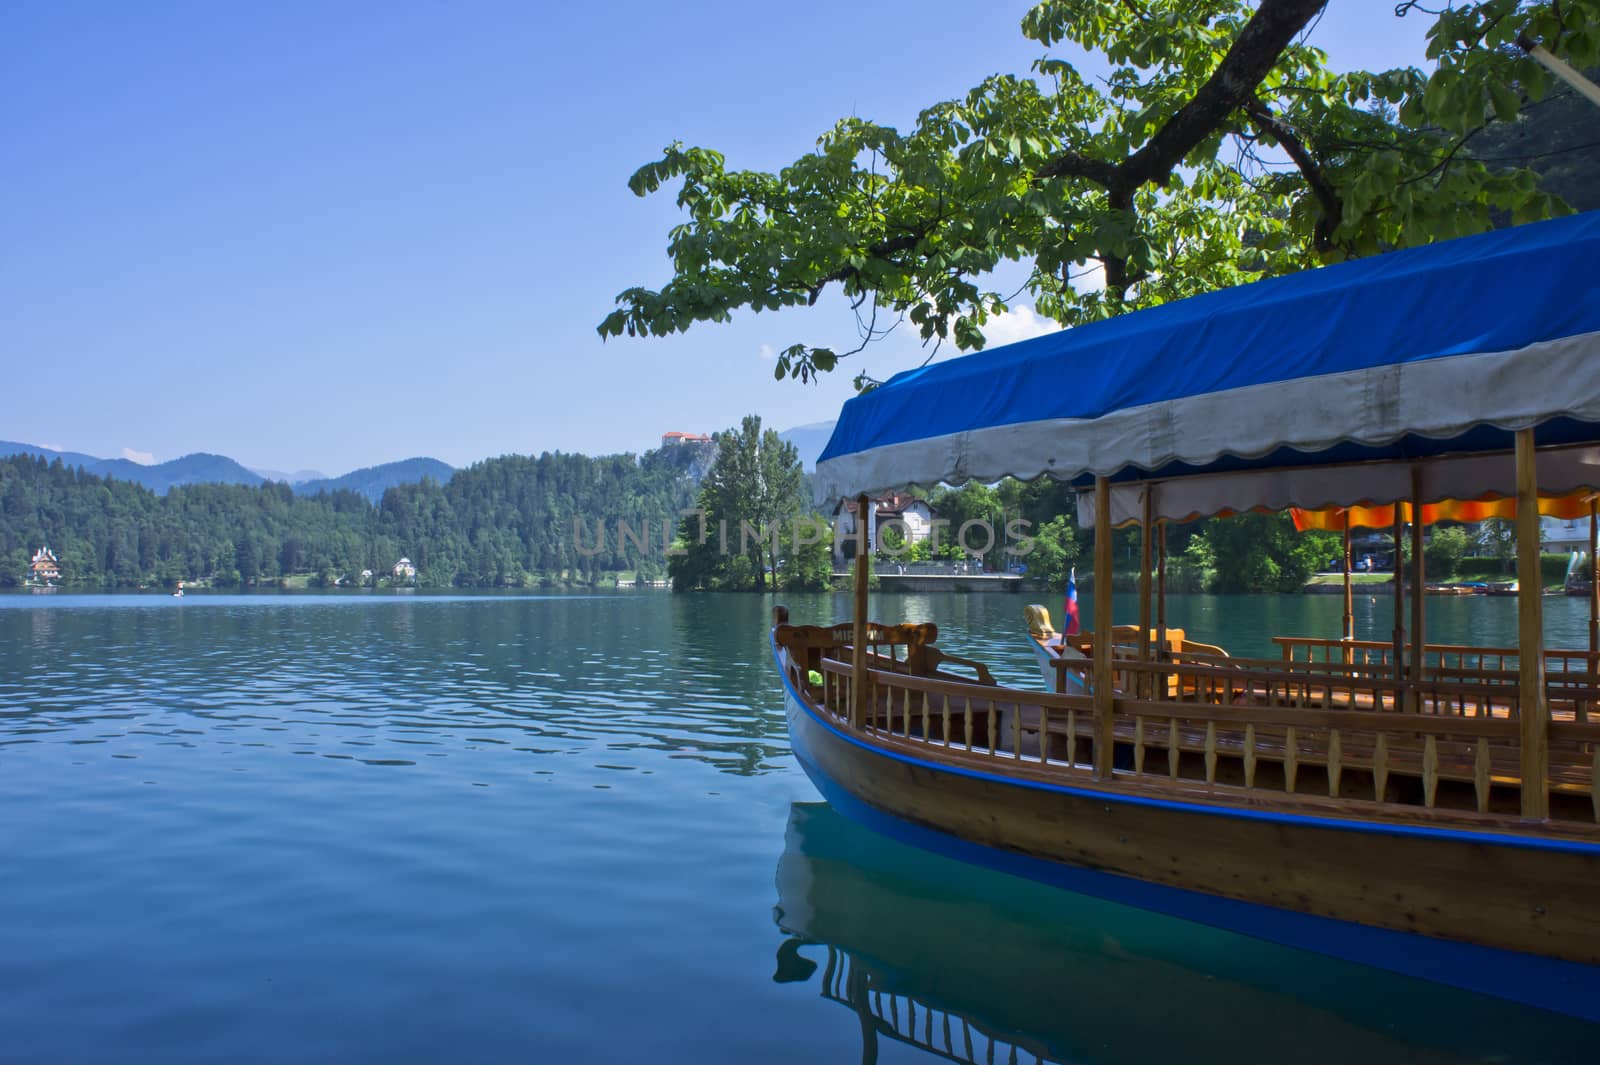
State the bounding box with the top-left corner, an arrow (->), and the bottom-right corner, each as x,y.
775,645 -> 1600,1021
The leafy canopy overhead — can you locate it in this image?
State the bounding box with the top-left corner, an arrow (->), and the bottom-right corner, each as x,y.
599,0 -> 1599,388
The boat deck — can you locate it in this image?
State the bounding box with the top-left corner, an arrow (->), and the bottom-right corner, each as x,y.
776,618 -> 1600,838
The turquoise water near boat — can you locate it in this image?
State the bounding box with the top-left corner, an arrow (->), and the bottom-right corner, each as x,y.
2,590 -> 1596,1063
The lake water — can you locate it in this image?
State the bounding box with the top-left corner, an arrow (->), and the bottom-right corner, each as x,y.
2,590 -> 1596,1063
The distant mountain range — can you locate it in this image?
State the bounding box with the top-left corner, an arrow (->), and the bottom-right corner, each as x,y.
1,424 -> 830,500
0,441 -> 453,503
777,420 -> 836,471
0,442 -> 267,494
296,458 -> 455,499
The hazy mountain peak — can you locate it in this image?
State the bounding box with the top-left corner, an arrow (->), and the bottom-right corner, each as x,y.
777,420 -> 836,471
294,457 -> 455,502
0,440 -> 448,499
249,467 -> 329,484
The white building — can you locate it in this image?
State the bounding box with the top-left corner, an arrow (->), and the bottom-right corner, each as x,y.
392,557 -> 417,582
1542,515 -> 1592,554
832,492 -> 938,564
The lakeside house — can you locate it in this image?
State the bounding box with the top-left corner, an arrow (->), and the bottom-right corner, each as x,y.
28,546 -> 61,585
392,557 -> 417,582
1541,514 -> 1591,554
832,492 -> 937,564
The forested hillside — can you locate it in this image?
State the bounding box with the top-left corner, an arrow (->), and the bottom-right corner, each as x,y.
0,444 -> 706,588
1470,70 -> 1600,212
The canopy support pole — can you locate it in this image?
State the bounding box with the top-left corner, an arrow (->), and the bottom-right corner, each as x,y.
1094,477 -> 1115,781
852,493 -> 870,731
1410,467 -> 1427,688
1342,524 -> 1354,647
1138,488 -> 1153,697
1392,509 -> 1405,689
1515,430 -> 1550,820
1156,520 -> 1168,653
1590,498 -> 1598,659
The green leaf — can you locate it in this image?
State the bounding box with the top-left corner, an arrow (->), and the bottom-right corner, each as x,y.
597,0 -> 1600,383
1488,81 -> 1520,123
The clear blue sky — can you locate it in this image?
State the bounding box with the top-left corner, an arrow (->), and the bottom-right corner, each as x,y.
2,2 -> 1431,474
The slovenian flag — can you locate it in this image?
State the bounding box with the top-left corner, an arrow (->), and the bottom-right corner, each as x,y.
1063,566 -> 1080,637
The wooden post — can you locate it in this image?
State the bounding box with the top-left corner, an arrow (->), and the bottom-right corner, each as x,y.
1156,521 -> 1168,651
1410,466 -> 1426,685
1138,488 -> 1153,696
851,492 -> 870,730
1590,498 -> 1598,658
1515,429 -> 1550,820
1391,507 -> 1405,686
1094,477 -> 1115,780
1341,522 -> 1354,646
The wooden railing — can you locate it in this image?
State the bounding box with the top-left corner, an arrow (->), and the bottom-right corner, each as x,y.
816,945 -> 1068,1065
1113,660 -> 1525,811
1272,637 -> 1600,722
780,627 -> 1600,827
816,658 -> 1100,772
1275,635 -> 1599,678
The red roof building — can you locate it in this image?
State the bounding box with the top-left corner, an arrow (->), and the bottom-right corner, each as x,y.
28,546 -> 61,584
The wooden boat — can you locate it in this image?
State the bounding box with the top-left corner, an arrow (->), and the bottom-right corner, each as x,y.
1022,603 -> 1087,691
775,213 -> 1600,1018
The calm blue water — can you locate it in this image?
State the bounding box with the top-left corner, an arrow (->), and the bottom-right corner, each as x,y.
1,590 -> 1595,1063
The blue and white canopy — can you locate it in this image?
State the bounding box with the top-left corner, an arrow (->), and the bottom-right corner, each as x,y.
815,212 -> 1600,521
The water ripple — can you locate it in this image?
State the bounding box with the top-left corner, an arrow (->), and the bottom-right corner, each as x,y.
1,591 -> 1594,1063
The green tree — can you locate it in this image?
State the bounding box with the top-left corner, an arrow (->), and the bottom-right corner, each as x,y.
1424,525 -> 1471,577
781,517 -> 835,591
1171,534 -> 1219,593
1020,515 -> 1079,589
669,415 -> 807,591
1470,66 -> 1600,211
1204,513 -> 1337,593
930,483 -> 1005,568
876,522 -> 908,559
1479,517 -> 1519,570
601,1 -> 1596,388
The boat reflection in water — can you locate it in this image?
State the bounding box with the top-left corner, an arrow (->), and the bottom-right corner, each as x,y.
772,802 -> 1597,1065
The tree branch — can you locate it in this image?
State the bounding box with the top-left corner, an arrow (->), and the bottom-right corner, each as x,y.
1035,151 -> 1121,185
1241,96 -> 1340,250
1032,0 -> 1330,293
1117,0 -> 1330,193
1034,0 -> 1330,194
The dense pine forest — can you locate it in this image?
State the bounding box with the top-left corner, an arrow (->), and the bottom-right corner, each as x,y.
0,446 -> 707,589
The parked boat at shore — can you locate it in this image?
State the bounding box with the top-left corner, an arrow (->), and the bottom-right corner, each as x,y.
772,212 -> 1600,1017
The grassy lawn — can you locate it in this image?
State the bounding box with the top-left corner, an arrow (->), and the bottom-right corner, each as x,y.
1304,573 -> 1393,586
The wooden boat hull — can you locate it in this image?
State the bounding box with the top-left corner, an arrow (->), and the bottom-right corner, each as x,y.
776,802 -> 1600,1060
775,638 -> 1600,1019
